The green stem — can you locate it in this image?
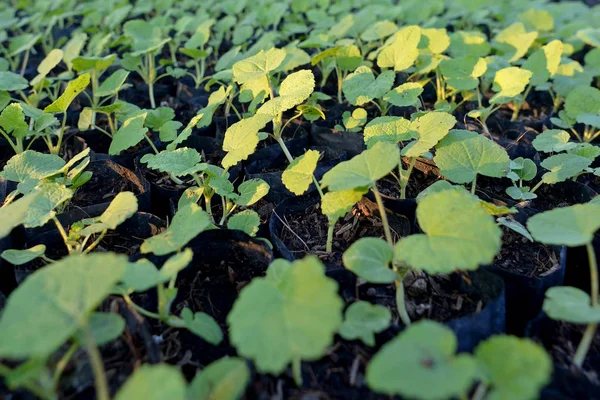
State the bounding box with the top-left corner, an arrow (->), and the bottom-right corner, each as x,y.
588,243 -> 598,307
476,86 -> 483,109
52,217 -> 71,253
275,135 -> 295,163
512,85 -> 531,121
573,323 -> 598,368
204,195 -> 214,223
326,223 -> 335,253
54,112 -> 68,155
372,185 -> 393,245
471,382 -> 488,400
400,158 -> 416,200
0,364 -> 54,400
471,174 -> 478,195
53,342 -> 78,388
143,134 -> 159,154
530,180 -> 544,194
0,128 -> 19,153
395,280 -> 411,326
82,231 -> 107,254
20,48 -> 30,76
147,54 -> 156,109
292,358 -> 302,386
336,66 -> 343,104
84,326 -> 109,400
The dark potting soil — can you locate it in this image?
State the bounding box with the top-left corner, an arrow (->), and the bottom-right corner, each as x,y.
70,172 -> 139,208
493,226 -> 559,277
141,165 -> 189,191
278,198 -> 410,267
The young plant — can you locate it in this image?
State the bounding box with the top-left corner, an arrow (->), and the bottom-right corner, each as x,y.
179,19 -> 215,89
551,85 -> 600,143
27,49 -> 64,107
227,256 -> 343,385
433,129 -> 510,195
528,201 -> 600,368
311,44 -> 362,103
341,66 -> 395,113
505,157 -> 538,200
342,188 -> 502,326
42,72 -> 91,154
366,320 -> 552,400
338,301 -> 392,346
122,20 -> 172,108
468,67 -> 532,136
439,55 -> 487,110
364,111 -> 456,199
334,108 -> 367,132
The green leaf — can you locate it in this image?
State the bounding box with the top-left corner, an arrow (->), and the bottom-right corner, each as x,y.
31,49 -> 64,87
221,114 -> 272,169
364,116 -> 412,148
235,179 -> 270,206
434,130 -> 510,183
0,150 -> 65,191
123,20 -> 171,56
540,154 -> 592,184
0,103 -> 28,138
145,107 -> 175,130
257,70 -> 315,117
527,202 -> 600,246
564,85 -> 600,121
227,210 -> 260,236
377,26 -> 421,71
72,55 -> 116,74
0,71 -> 29,91
543,286 -> 600,324
24,183 -> 73,228
321,188 -> 367,224
420,28 -> 450,55
342,67 -> 395,106
321,142 -> 399,191
44,73 -> 91,113
339,301 -> 391,346
84,312 -> 125,346
232,48 -> 286,85
519,9 -> 554,32
343,237 -> 396,283
141,148 -> 203,177
115,364 -> 186,400
532,130 -> 577,153
1,244 -> 46,266
227,256 -> 343,375
567,144 -> 600,161
0,253 -> 127,359
522,40 -> 563,86
121,250 -> 193,292
402,112 -> 457,158
282,149 -> 320,195
493,22 -> 538,63
159,121 -> 182,142
509,157 -> 537,181
490,67 -> 532,104
366,320 -> 477,399
141,203 -> 211,255
78,192 -> 138,236
181,308 -> 223,345
187,358 -> 250,400
109,112 -> 148,155
475,336 -> 552,400
0,191 -> 40,239
439,56 -> 487,91
383,82 -> 423,107
577,28 -> 600,48
96,69 -> 130,97
394,188 -> 501,273
497,217 -> 534,242
448,31 -> 490,58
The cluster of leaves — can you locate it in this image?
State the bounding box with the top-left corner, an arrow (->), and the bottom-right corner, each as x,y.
0,0 -> 600,399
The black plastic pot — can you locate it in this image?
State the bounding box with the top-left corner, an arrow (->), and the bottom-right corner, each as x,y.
564,238 -> 600,295
15,212 -> 166,284
309,123 -> 365,158
485,246 -> 567,335
269,192 -> 415,265
20,160 -> 151,242
249,126 -> 309,165
245,146 -> 347,204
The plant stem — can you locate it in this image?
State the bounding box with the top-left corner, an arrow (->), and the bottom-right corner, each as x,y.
20,49 -> 30,76
572,243 -> 599,367
371,185 -> 393,245
400,158 -> 416,200
204,194 -> 214,223
530,180 -> 544,194
292,358 -> 302,386
52,217 -> 71,253
395,280 -> 411,326
143,134 -> 159,154
82,231 -> 107,254
512,84 -> 531,121
326,223 -> 335,253
336,66 -> 343,104
54,112 -> 68,155
471,382 -> 488,400
471,174 -> 477,195
53,342 -> 78,388
84,326 -> 109,400
147,54 -> 156,109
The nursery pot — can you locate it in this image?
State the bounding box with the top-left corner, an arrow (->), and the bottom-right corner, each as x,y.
309,123 -> 366,158
20,160 -> 151,242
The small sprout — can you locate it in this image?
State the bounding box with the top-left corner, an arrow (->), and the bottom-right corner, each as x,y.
338,301 -> 391,346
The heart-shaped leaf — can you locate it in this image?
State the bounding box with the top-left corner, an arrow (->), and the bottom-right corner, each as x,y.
342,66 -> 395,106
543,286 -> 600,324
343,237 -> 396,283
527,202 -> 600,246
227,210 -> 260,236
339,301 -> 391,346
377,26 -> 421,71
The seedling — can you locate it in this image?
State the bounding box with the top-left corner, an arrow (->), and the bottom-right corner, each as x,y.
311,44 -> 362,103
528,201 -> 600,368
228,256 -> 343,385
366,320 -> 552,400
551,85 -> 600,143
334,108 -> 367,132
